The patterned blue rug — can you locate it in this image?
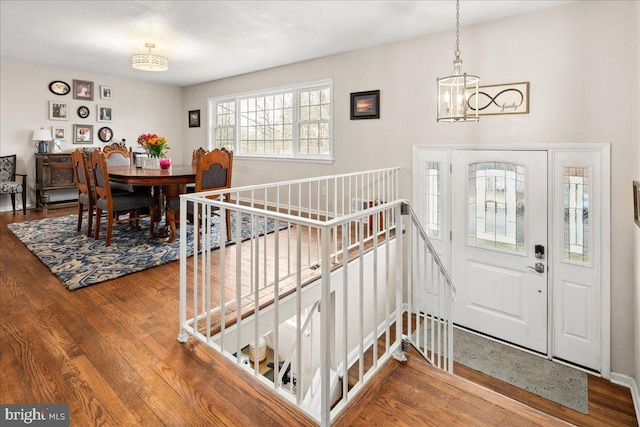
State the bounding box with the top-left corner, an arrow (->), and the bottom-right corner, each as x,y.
8,213 -> 283,291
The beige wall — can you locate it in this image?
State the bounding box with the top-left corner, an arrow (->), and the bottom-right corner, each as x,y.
0,1 -> 637,379
633,0 -> 640,395
182,1 -> 639,376
0,61 -> 184,206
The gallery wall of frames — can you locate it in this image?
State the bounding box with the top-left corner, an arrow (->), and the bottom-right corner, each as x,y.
47,79 -> 114,147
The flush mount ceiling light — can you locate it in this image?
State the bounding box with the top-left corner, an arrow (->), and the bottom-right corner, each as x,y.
131,42 -> 168,72
436,0 -> 479,123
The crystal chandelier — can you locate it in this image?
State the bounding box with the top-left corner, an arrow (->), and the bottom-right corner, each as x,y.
131,43 -> 169,72
436,0 -> 479,123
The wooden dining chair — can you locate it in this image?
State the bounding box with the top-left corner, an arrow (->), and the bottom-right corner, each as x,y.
166,148 -> 233,243
103,143 -> 134,193
90,150 -> 157,246
186,147 -> 209,194
71,149 -> 96,237
102,141 -> 130,159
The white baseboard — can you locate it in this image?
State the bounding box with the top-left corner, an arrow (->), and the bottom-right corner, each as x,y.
610,372 -> 640,425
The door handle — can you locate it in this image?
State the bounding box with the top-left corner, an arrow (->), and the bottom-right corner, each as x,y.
527,262 -> 545,273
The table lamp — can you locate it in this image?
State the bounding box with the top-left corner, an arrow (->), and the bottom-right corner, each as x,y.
33,127 -> 52,153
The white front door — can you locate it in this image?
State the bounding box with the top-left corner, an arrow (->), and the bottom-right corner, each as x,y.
413,144 -> 609,373
451,150 -> 548,353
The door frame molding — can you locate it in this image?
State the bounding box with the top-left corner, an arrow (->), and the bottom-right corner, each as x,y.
412,143 -> 611,378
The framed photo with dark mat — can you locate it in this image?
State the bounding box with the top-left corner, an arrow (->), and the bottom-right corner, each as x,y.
98,126 -> 113,143
49,80 -> 70,96
350,90 -> 380,120
77,105 -> 90,119
634,181 -> 640,227
189,109 -> 200,127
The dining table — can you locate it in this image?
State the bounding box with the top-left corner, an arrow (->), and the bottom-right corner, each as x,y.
108,164 -> 196,237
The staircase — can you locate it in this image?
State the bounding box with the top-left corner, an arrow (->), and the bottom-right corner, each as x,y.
177,168 -> 455,426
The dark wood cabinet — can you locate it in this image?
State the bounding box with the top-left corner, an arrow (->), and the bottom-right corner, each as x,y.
35,153 -> 76,211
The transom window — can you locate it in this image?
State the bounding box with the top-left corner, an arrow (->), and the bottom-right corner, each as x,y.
209,81 -> 332,161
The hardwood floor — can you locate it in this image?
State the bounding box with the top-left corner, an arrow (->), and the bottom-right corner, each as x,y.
1,207 -> 637,426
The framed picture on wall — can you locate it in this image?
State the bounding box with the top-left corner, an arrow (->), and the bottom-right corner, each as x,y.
100,85 -> 112,100
98,126 -> 113,143
51,126 -> 67,142
73,124 -> 93,144
49,101 -> 69,120
73,79 -> 94,101
77,105 -> 90,119
634,181 -> 640,228
350,90 -> 380,120
49,80 -> 70,96
189,110 -> 200,127
97,105 -> 112,122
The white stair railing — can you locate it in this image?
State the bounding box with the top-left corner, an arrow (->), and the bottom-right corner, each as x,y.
403,202 -> 456,373
176,168 -> 454,426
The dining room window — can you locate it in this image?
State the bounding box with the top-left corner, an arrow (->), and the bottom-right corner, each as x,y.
209,80 -> 333,162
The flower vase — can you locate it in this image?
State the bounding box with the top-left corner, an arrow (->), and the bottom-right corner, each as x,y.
142,157 -> 160,170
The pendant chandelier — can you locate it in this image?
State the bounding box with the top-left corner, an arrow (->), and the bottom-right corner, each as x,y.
131,43 -> 169,72
436,0 -> 479,123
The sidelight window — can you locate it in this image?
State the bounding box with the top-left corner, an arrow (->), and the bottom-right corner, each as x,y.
563,167 -> 589,263
424,162 -> 441,238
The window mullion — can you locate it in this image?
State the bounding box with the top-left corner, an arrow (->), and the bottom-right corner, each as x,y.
235,99 -> 240,154
293,88 -> 300,158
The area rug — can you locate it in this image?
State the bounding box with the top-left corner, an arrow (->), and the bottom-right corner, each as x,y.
413,326 -> 588,414
8,213 -> 284,291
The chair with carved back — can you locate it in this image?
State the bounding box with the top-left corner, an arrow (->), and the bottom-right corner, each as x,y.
166,148 -> 233,243
186,147 -> 209,193
102,141 -> 129,160
71,149 -> 96,237
0,154 -> 27,215
102,142 -> 134,192
90,150 -> 157,247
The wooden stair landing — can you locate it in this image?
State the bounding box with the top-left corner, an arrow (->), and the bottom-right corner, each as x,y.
336,348 -> 574,427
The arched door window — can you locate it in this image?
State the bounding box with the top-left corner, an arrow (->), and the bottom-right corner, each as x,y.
468,162 -> 525,252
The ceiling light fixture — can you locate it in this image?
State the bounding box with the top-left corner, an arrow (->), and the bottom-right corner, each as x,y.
131,43 -> 168,72
436,0 -> 479,123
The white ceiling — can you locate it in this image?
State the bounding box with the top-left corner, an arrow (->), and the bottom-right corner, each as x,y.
1,1 -> 573,87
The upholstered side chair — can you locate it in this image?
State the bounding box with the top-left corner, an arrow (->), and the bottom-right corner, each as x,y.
0,154 -> 27,215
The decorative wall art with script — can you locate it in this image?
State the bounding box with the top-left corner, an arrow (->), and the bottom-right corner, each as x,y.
468,82 -> 530,116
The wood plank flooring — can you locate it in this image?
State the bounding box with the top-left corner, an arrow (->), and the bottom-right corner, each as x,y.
1,207 -> 637,426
